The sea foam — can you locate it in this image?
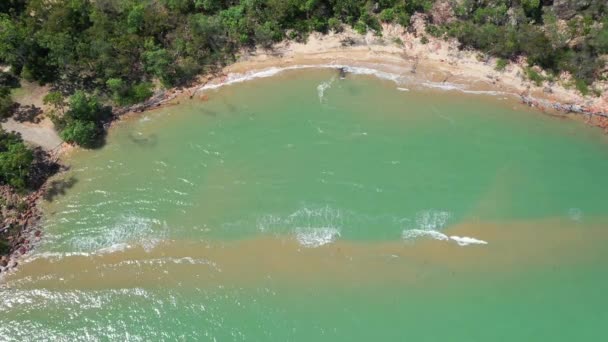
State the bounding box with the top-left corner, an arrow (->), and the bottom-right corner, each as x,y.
295,227 -> 341,248
317,77 -> 335,103
198,63 -> 514,100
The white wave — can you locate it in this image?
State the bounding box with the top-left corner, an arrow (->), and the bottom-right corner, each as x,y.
197,63 -> 515,101
568,208 -> 583,221
462,89 -> 506,95
109,257 -> 221,270
295,227 -> 341,248
415,210 -> 451,230
449,235 -> 488,246
402,229 -> 449,241
68,215 -> 166,253
421,81 -> 465,91
178,178 -> 194,186
317,77 -> 335,103
198,64 -> 407,92
402,229 -> 488,247
337,65 -> 405,83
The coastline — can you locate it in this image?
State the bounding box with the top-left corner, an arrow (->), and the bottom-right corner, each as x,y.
143,24 -> 607,130
2,24 -> 608,275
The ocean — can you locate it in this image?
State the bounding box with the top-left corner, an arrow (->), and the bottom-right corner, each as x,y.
2,68 -> 608,341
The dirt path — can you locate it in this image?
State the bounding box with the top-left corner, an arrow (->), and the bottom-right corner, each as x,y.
2,117 -> 63,151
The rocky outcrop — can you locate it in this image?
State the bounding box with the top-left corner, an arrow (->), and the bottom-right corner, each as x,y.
0,185 -> 47,275
552,0 -> 592,20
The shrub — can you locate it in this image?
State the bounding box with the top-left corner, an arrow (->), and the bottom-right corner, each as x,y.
525,67 -> 544,86
328,18 -> 342,33
354,21 -> 367,35
495,58 -> 508,72
59,119 -> 99,147
574,79 -> 590,96
0,129 -> 33,189
0,87 -> 14,118
396,12 -> 411,27
379,9 -> 395,23
54,91 -> 109,148
130,82 -> 154,103
107,79 -> 154,106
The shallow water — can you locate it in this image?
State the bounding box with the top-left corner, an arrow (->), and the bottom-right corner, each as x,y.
2,69 -> 608,341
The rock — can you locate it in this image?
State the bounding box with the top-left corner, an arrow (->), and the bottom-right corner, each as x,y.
543,87 -> 553,94
0,259 -> 7,267
553,0 -> 591,20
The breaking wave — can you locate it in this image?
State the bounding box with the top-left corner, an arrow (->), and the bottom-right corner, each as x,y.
67,215 -> 167,253
401,229 -> 488,247
401,209 -> 487,247
414,210 -> 451,230
197,64 -> 516,101
401,229 -> 449,241
295,227 -> 341,248
198,64 -> 407,92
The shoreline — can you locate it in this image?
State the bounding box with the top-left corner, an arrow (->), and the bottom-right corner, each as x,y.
3,24 -> 608,275
134,24 -> 607,130
0,185 -> 47,274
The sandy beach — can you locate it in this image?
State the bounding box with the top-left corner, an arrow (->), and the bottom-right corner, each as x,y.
171,24 -> 606,127
7,24 -> 608,152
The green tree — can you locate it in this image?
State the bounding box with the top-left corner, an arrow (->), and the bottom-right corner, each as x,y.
143,40 -> 175,87
66,91 -> 103,122
53,91 -> 109,148
0,86 -> 14,118
59,119 -> 99,147
43,91 -> 66,116
127,4 -> 145,34
0,129 -> 33,189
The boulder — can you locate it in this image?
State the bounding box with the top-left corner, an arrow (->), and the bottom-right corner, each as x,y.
552,0 -> 591,20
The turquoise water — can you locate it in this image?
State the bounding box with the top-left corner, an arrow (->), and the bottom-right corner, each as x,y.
1,69 -> 608,340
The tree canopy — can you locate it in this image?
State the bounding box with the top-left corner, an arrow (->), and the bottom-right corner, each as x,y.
0,129 -> 33,189
0,1 -> 605,96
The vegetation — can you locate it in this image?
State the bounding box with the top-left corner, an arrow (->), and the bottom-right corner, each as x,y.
0,71 -> 18,118
443,1 -> 607,90
495,58 -> 508,72
0,129 -> 33,190
0,86 -> 13,118
48,91 -> 110,148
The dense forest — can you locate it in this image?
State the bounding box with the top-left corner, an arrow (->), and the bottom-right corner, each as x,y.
0,0 -> 607,186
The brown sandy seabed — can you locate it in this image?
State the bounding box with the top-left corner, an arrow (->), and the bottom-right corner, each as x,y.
4,26 -> 608,287
2,216 -> 607,290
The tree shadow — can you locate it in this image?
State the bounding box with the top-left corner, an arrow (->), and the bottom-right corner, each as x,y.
12,104 -> 43,123
128,132 -> 158,148
28,147 -> 61,189
0,72 -> 20,89
43,176 -> 78,202
201,108 -> 218,117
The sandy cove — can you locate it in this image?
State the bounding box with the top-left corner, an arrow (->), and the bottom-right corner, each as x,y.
148,24 -> 607,131
4,24 -> 608,276
16,24 -> 608,150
